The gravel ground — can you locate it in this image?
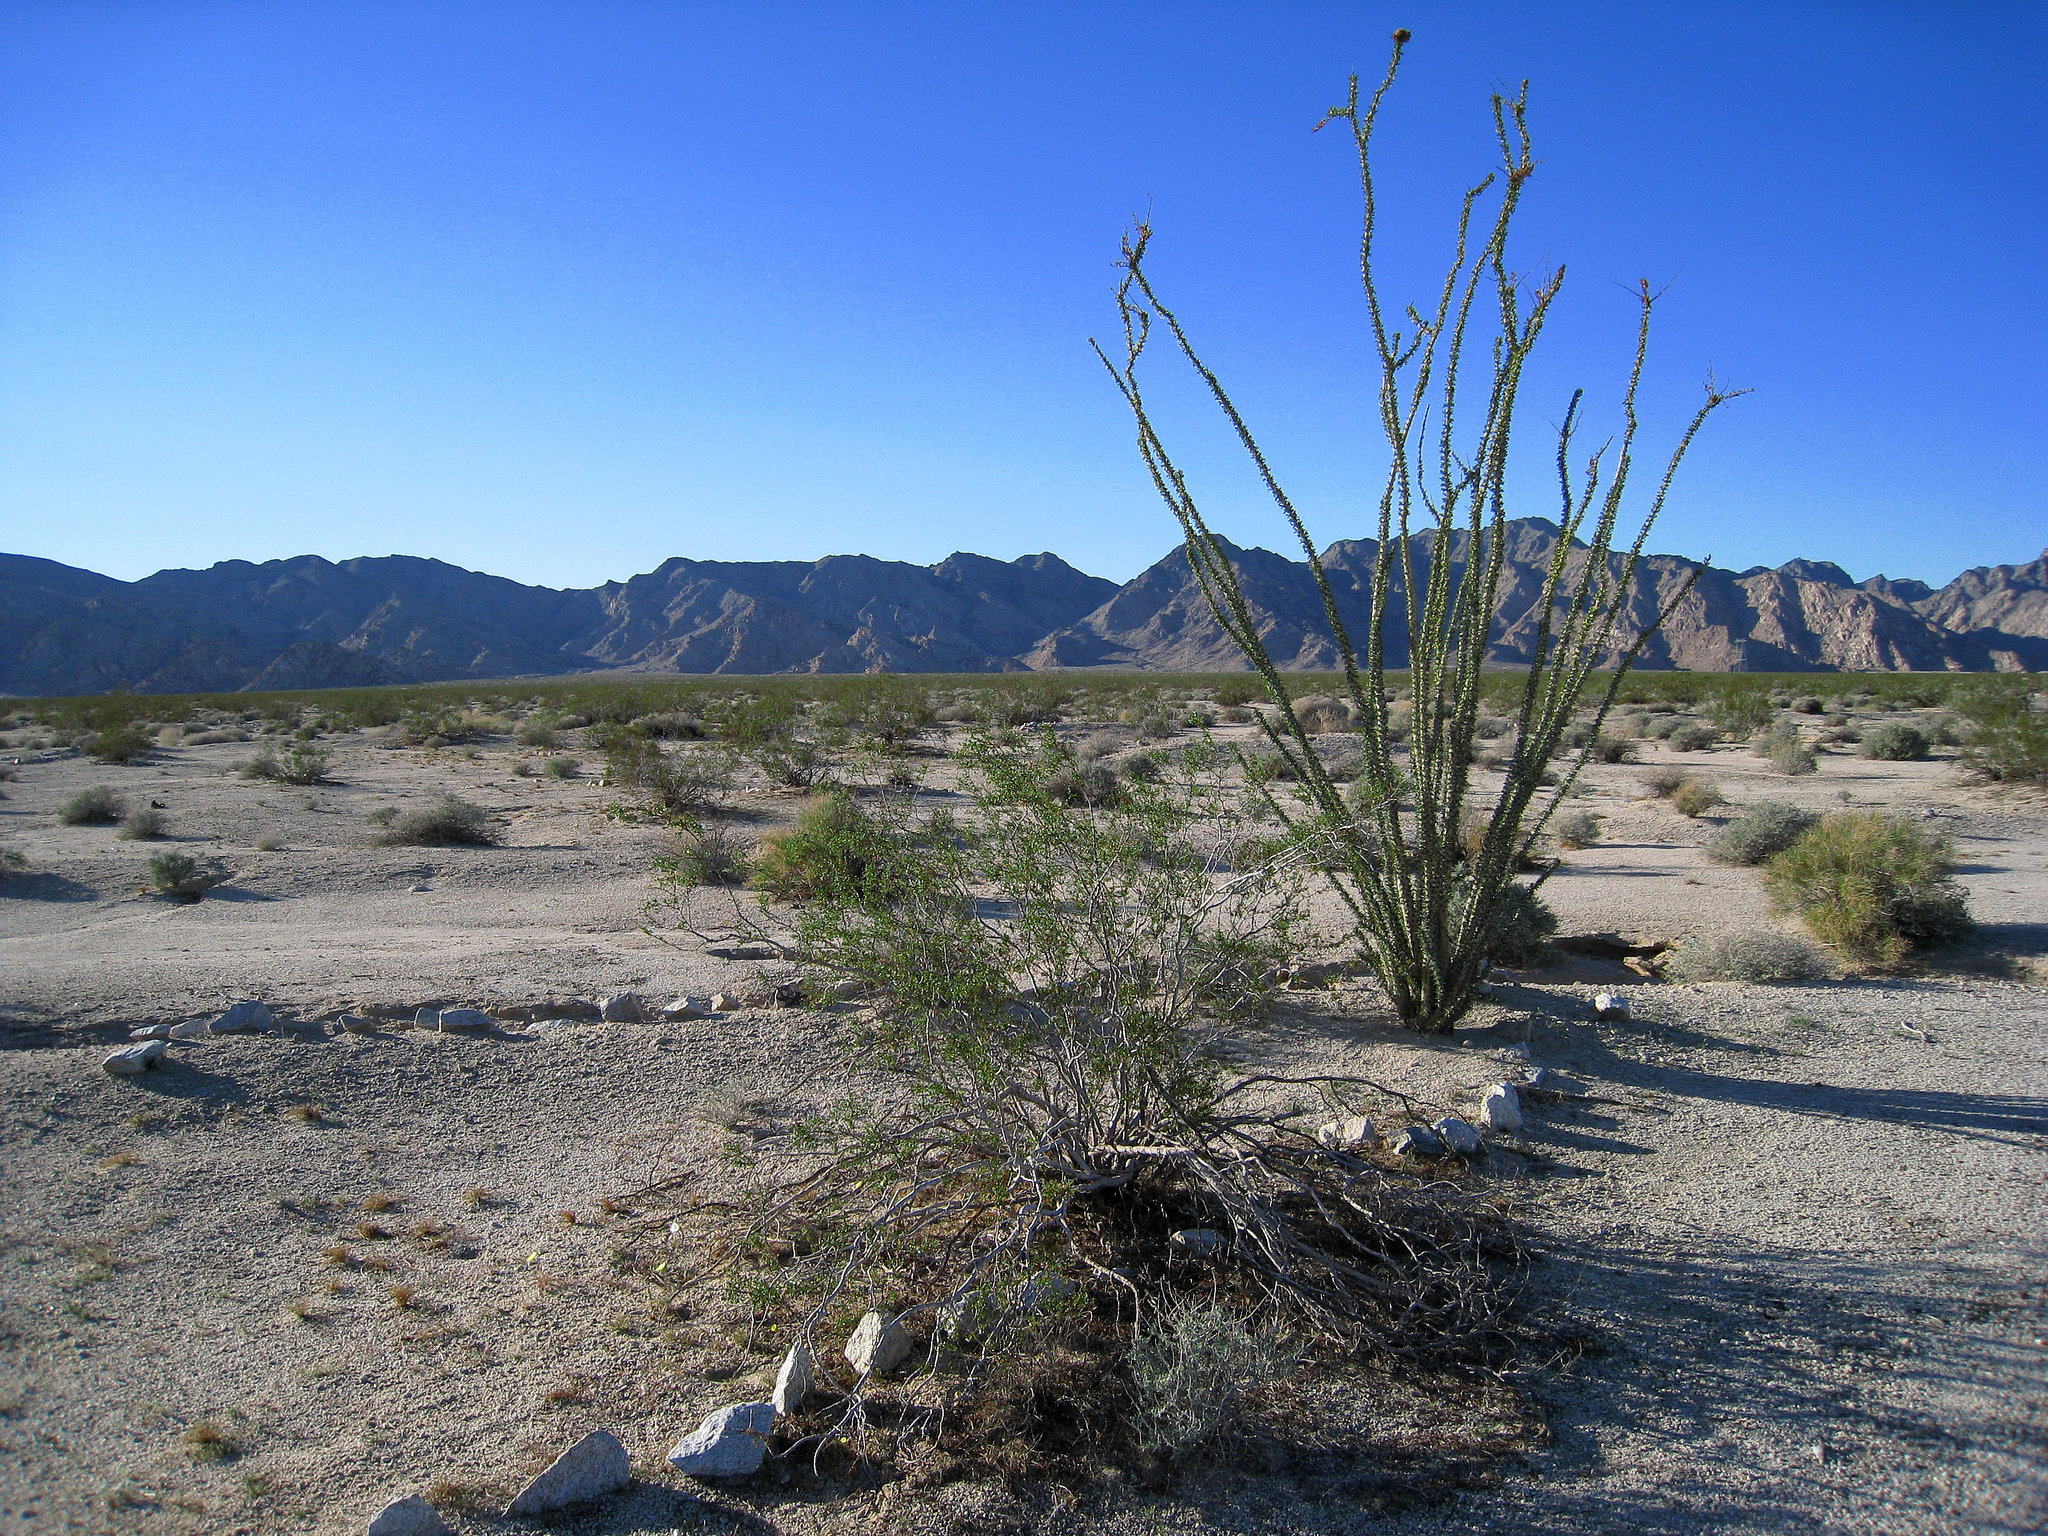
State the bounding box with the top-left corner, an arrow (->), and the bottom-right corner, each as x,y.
2,721 -> 2043,1535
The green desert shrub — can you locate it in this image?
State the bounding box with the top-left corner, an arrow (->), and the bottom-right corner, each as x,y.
379,796 -> 501,848
86,723 -> 152,763
147,852 -> 229,902
1456,877 -> 1555,968
58,786 -> 125,826
241,744 -> 329,785
1955,685 -> 2048,786
1862,722 -> 1930,761
1639,766 -> 1690,798
1706,802 -> 1818,865
1670,779 -> 1726,818
1666,929 -> 1831,983
365,805 -> 398,827
750,793 -> 876,904
1763,813 -> 1972,970
118,807 -> 167,841
541,755 -> 581,779
514,717 -> 559,748
605,735 -> 730,818
0,847 -> 28,879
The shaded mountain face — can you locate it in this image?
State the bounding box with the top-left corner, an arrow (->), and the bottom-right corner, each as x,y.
2,530 -> 2042,696
1027,526 -> 2048,676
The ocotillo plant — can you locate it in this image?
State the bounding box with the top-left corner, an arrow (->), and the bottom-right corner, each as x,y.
1096,30 -> 1743,1033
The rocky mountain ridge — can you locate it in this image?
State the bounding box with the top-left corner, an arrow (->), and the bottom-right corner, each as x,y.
3,527 -> 2042,695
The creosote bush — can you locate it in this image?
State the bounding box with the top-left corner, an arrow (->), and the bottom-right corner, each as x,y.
1705,802 -> 1818,866
541,755 -> 581,779
1954,682 -> 2048,786
86,723 -> 152,763
1764,813 -> 1972,971
1551,809 -> 1600,850
379,796 -> 500,848
1668,722 -> 1717,752
658,821 -> 749,889
1862,723 -> 1930,762
748,792 -> 873,903
59,786 -> 125,826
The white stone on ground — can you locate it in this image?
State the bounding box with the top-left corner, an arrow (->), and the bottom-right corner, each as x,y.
210,1000 -> 274,1033
503,1428 -> 631,1516
434,1009 -> 493,1031
668,1401 -> 775,1477
337,1014 -> 377,1033
771,1344 -> 812,1416
599,993 -> 644,1023
1593,991 -> 1630,1022
1433,1115 -> 1483,1156
127,1022 -> 174,1040
844,1310 -> 911,1376
102,1040 -> 165,1076
1480,1083 -> 1524,1131
365,1493 -> 446,1536
1316,1114 -> 1376,1149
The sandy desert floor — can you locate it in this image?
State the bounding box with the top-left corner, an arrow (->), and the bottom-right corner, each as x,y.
1,715 -> 2044,1535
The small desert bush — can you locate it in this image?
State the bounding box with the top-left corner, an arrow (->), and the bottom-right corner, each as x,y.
1589,729 -> 1638,761
1706,802 -> 1818,866
1,848 -> 28,879
379,797 -> 500,847
1045,762 -> 1125,808
605,734 -> 730,816
1763,813 -> 1973,970
541,755 -> 581,779
118,807 -> 167,840
1129,1301 -> 1295,1458
1862,723 -> 1930,761
514,717 -> 559,748
750,793 -> 874,903
1670,779 -> 1726,818
148,852 -> 229,902
1639,766 -> 1690,798
1668,722 -> 1717,752
1667,929 -> 1831,983
1470,879 -> 1556,967
59,786 -> 124,825
1551,810 -> 1601,850
661,821 -> 749,887
86,723 -> 152,763
365,805 -> 397,827
241,744 -> 328,784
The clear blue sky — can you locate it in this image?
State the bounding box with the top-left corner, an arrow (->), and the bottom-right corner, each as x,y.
1,1 -> 2041,591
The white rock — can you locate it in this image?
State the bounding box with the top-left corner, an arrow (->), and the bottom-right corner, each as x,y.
413,1007 -> 441,1029
710,992 -> 737,1013
1480,1084 -> 1524,1132
434,1008 -> 494,1031
771,1344 -> 813,1416
1168,1229 -> 1223,1261
667,1401 -> 775,1478
662,997 -> 710,1021
599,993 -> 645,1023
1593,992 -> 1630,1022
1390,1125 -> 1446,1158
1502,1042 -> 1533,1064
210,1000 -> 274,1033
407,883 -> 429,893
1433,1116 -> 1483,1156
169,1018 -> 214,1040
844,1310 -> 911,1376
504,1428 -> 631,1515
1522,1066 -> 1549,1088
103,1040 -> 165,1075
1316,1114 -> 1376,1149
337,1014 -> 377,1033
128,1022 -> 174,1040
366,1493 -> 446,1536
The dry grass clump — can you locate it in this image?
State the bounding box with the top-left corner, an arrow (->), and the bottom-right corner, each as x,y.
117,807 -> 166,840
1129,1300 -> 1297,1457
387,1284 -> 419,1309
1551,810 -> 1601,850
461,1186 -> 491,1209
541,755 -> 581,779
283,1102 -> 324,1125
180,1421 -> 235,1461
1666,929 -> 1832,983
1670,779 -> 1725,818
362,1192 -> 398,1213
662,821 -> 748,887
378,796 -> 500,847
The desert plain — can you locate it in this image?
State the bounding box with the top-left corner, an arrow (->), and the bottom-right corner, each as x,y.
1,696 -> 2044,1536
